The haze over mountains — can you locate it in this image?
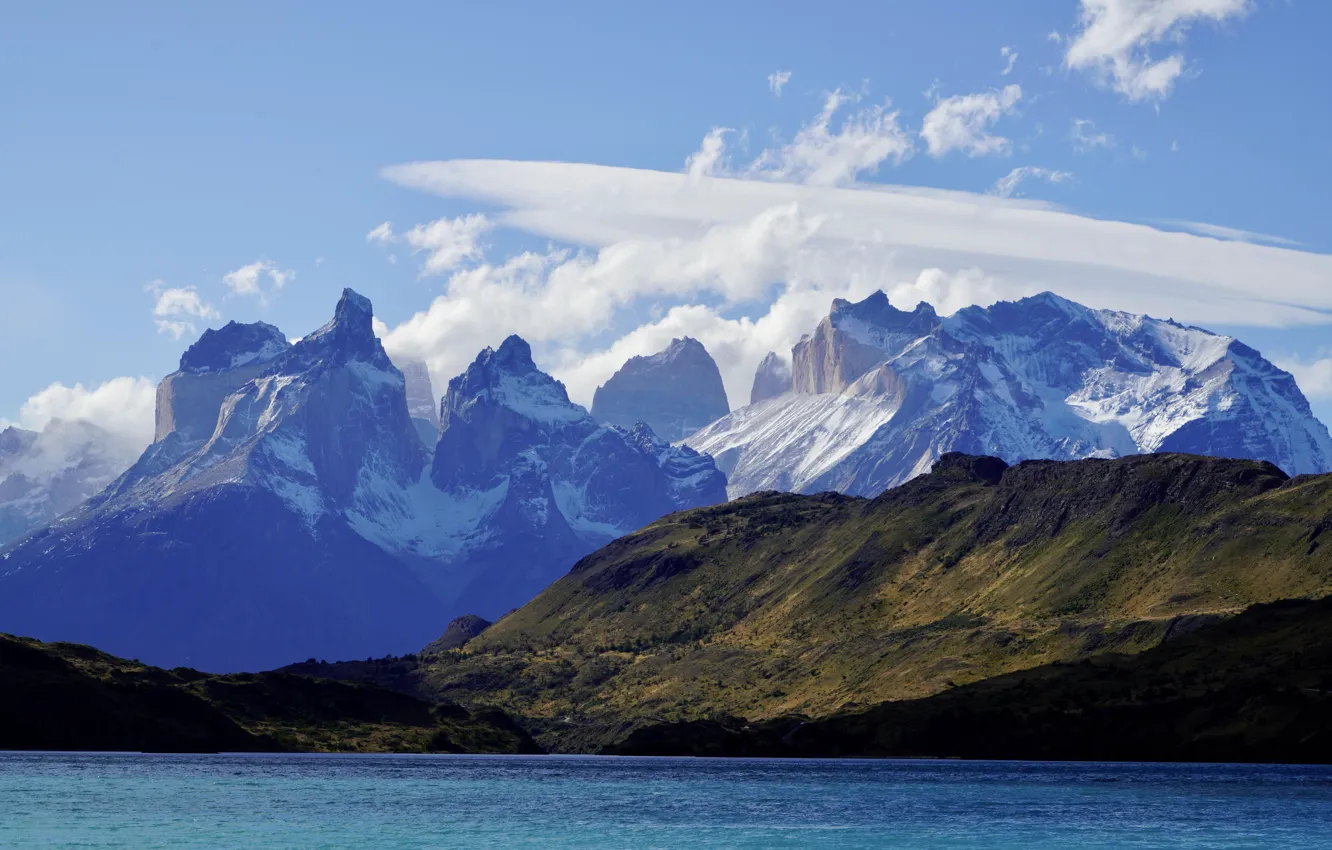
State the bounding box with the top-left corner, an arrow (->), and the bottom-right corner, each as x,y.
0,419 -> 135,545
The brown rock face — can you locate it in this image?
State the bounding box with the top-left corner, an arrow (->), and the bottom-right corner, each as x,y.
154,321 -> 291,443
154,363 -> 273,443
790,292 -> 942,395
790,317 -> 893,395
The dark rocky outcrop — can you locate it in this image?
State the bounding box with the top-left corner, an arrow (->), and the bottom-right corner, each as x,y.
423,615 -> 493,653
0,633 -> 540,754
606,595 -> 1332,764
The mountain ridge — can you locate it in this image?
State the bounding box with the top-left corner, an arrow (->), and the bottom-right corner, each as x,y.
690,290 -> 1332,498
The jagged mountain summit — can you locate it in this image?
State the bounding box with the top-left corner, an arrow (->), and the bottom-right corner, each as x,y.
689,291 -> 1332,497
0,420 -> 137,546
591,337 -> 730,440
425,335 -> 728,615
0,292 -> 726,672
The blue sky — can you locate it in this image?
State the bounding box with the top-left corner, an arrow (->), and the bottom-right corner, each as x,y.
3,0 -> 1332,444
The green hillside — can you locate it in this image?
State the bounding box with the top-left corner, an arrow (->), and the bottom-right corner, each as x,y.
295,452 -> 1332,751
608,594 -> 1332,763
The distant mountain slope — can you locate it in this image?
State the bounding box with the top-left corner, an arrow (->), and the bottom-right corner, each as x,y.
326,452 -> 1332,751
591,337 -> 730,440
0,632 -> 538,754
609,595 -> 1332,764
0,420 -> 139,547
689,291 -> 1332,497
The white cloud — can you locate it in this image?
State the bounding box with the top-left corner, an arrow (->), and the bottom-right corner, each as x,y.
145,282 -> 219,340
1071,118 -> 1115,151
685,128 -> 730,180
404,214 -> 492,275
380,201 -> 832,403
768,70 -> 792,96
1064,0 -> 1251,102
375,112 -> 1332,411
1000,46 -> 1018,75
747,90 -> 913,186
1276,356 -> 1332,400
223,260 -> 294,302
383,157 -> 1332,329
8,376 -> 156,456
920,85 -> 1022,158
990,166 -> 1074,198
368,216 -> 491,276
1160,220 -> 1300,247
366,222 -> 394,244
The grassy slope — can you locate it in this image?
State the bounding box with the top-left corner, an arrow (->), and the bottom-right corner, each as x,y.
0,634 -> 540,754
608,595 -> 1332,763
292,453 -> 1332,752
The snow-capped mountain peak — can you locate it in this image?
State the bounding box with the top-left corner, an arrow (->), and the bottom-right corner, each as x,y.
691,289 -> 1332,499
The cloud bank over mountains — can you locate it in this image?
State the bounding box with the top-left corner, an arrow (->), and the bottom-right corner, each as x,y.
372,78 -> 1331,412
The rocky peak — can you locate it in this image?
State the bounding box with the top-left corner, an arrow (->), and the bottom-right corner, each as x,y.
286,288 -> 386,369
423,614 -> 493,653
591,337 -> 730,441
179,321 -> 289,375
793,292 -> 946,396
830,291 -> 939,336
443,335 -> 584,431
750,352 -> 792,404
435,336 -> 590,493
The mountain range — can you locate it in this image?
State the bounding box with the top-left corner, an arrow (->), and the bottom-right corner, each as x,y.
689,291 -> 1332,497
3,286 -> 1330,680
0,290 -> 725,671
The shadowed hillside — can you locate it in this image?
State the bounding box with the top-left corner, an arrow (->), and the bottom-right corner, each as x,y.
608,595 -> 1332,763
0,634 -> 539,754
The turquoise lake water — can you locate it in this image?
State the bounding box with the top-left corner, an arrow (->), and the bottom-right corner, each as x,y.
2,753 -> 1331,849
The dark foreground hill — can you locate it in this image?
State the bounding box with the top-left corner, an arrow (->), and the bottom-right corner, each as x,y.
287,452 -> 1332,752
0,633 -> 539,754
608,594 -> 1332,763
